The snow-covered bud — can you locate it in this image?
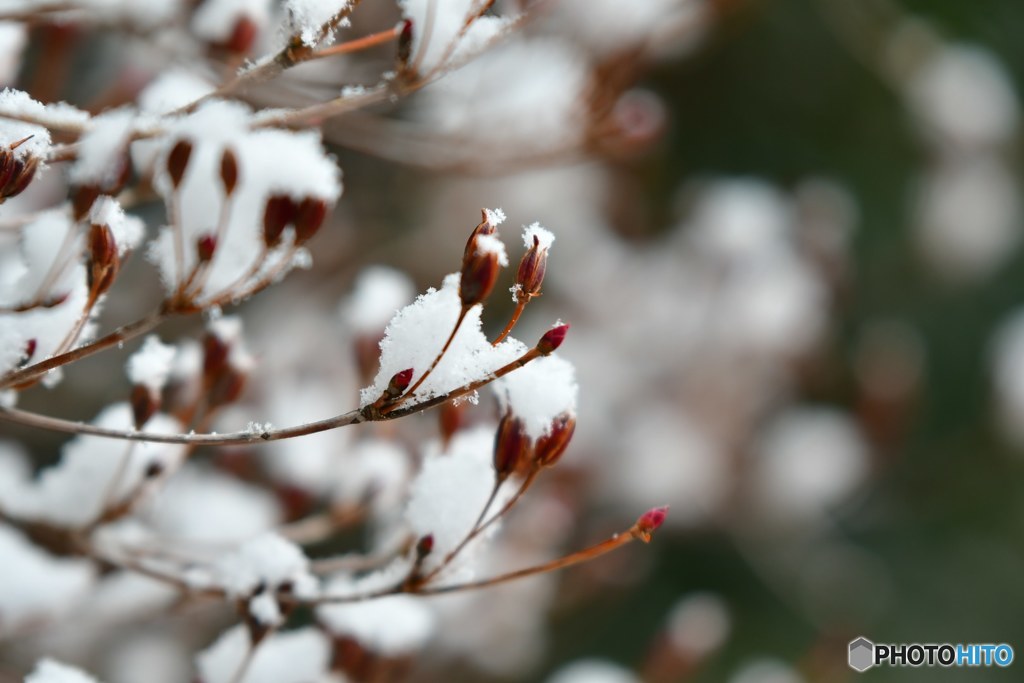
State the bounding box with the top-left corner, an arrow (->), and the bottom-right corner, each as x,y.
220,147 -> 239,197
87,222 -> 119,296
0,138 -> 39,201
537,323 -> 569,355
294,197 -> 328,245
516,236 -> 548,300
534,412 -> 576,468
263,194 -> 297,248
166,139 -> 192,189
385,367 -> 414,399
196,233 -> 217,263
130,383 -> 160,429
494,412 -> 530,479
460,218 -> 507,308
633,506 -> 669,543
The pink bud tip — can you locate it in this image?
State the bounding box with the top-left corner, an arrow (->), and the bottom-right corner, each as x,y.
636,506 -> 669,536
537,323 -> 569,355
393,368 -> 414,390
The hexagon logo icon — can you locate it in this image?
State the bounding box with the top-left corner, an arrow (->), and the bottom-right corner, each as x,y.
849,637 -> 875,672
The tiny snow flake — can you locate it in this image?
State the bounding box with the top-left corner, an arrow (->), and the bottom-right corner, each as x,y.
522,222 -> 555,250
484,207 -> 506,226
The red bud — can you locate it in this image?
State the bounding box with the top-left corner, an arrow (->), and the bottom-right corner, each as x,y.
534,413 -> 575,468
88,223 -> 119,296
130,383 -> 160,429
386,367 -> 414,398
294,197 -> 327,244
167,140 -> 192,189
220,148 -> 239,196
263,194 -> 297,248
493,412 -> 531,479
196,233 -> 217,262
515,234 -> 548,299
397,19 -> 414,67
416,534 -> 434,559
634,506 -> 669,543
537,323 -> 568,355
223,15 -> 258,54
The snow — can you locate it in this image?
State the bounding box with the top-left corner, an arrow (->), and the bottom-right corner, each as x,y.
398,0 -> 500,73
0,524 -> 96,634
138,69 -> 215,115
0,88 -> 90,130
126,335 -> 176,390
492,354 -> 577,441
195,626 -> 331,683
24,659 -> 102,683
142,464 -> 282,542
1,403 -> 188,527
148,100 -> 341,299
0,22 -> 26,87
212,533 -> 317,598
68,108 -> 136,188
318,574 -> 435,654
484,207 -> 506,227
248,591 -> 283,626
340,266 -> 415,335
284,0 -> 352,46
0,107 -> 49,159
330,438 -> 410,515
522,222 -> 554,250
360,273 -> 527,407
87,196 -> 144,256
404,425 -> 504,574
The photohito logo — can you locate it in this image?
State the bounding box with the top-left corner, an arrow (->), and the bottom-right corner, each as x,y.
848,637 -> 1014,672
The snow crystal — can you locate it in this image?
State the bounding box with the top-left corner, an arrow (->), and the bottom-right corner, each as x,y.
196,626 -> 331,683
125,335 -> 176,390
69,108 -> 136,187
212,533 -> 316,598
0,524 -> 95,634
142,464 -> 282,542
284,0 -> 352,46
404,425 -> 506,574
1,403 -> 187,527
522,222 -> 554,250
493,354 -> 577,441
87,196 -> 144,256
360,273 -> 527,407
546,660 -> 641,683
318,575 -> 435,654
192,0 -> 273,44
0,88 -> 90,130
484,207 -> 506,227
340,265 -> 416,335
25,659 -> 101,683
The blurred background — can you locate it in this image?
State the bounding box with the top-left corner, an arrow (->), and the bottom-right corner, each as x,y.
3,0 -> 1024,681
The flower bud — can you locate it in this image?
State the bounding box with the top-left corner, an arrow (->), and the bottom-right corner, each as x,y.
130,383 -> 160,429
537,323 -> 569,355
385,367 -> 414,399
493,412 -> 530,479
515,234 -> 548,300
222,15 -> 259,54
196,233 -> 217,263
88,222 -> 119,296
220,147 -> 239,196
166,139 -> 192,189
0,152 -> 38,201
633,506 -> 669,543
263,194 -> 297,248
71,184 -> 101,221
294,197 -> 327,245
534,413 -> 576,468
397,19 -> 414,67
462,210 -> 496,265
202,332 -> 231,378
20,338 -> 37,366
415,534 -> 434,560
